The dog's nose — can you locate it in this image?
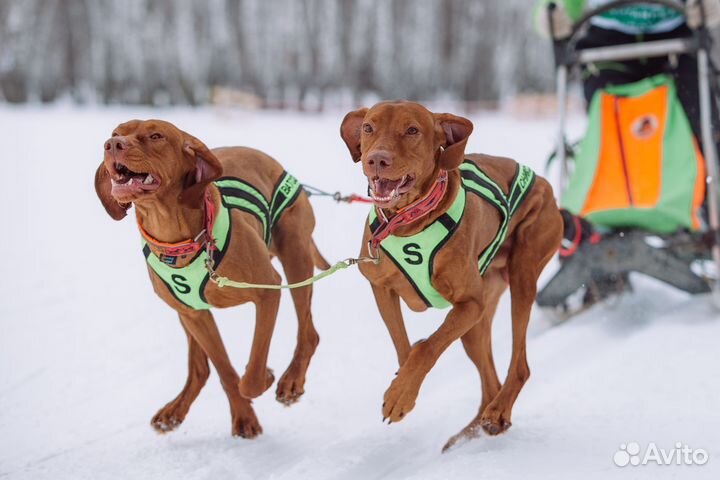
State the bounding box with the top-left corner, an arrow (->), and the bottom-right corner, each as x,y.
104,137 -> 129,154
366,150 -> 393,173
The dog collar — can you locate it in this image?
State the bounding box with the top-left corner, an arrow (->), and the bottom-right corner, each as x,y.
138,191 -> 216,264
369,170 -> 448,250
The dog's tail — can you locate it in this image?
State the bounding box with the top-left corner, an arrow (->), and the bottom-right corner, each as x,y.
311,239 -> 331,271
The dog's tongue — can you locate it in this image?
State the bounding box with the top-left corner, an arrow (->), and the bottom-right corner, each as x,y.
372,177 -> 403,197
111,175 -> 159,196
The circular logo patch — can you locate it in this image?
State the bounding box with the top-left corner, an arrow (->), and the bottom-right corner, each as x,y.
631,115 -> 659,139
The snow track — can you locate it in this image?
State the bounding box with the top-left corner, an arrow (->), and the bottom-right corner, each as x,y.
1,106 -> 718,479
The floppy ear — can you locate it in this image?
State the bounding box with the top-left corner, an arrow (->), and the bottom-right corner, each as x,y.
95,163 -> 130,220
434,113 -> 474,170
340,108 -> 368,163
179,134 -> 223,208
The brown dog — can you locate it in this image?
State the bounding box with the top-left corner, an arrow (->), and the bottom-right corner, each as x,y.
95,119 -> 328,437
340,101 -> 563,451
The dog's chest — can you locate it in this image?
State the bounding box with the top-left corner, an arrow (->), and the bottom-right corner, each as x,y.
361,261 -> 431,312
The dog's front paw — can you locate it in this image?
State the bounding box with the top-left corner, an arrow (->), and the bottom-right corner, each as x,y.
382,374 -> 420,423
239,367 -> 275,399
151,400 -> 188,434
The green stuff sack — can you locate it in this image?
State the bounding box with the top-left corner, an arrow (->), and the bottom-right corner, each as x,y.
561,74 -> 706,233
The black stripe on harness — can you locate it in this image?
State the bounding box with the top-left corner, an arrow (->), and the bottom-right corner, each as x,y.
217,186 -> 271,223
379,244 -> 434,309
428,212 -> 462,281
460,170 -> 508,215
508,163 -> 536,215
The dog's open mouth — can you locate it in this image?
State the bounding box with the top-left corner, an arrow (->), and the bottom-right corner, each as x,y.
369,174 -> 416,207
110,161 -> 161,199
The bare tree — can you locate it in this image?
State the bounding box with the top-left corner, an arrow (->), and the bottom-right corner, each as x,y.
0,0 -> 553,107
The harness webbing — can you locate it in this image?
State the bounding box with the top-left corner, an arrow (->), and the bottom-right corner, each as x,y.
270,172 -> 302,228
369,187 -> 466,309
143,171 -> 302,310
143,199 -> 232,310
214,171 -> 301,245
459,161 -> 535,275
369,159 -> 536,309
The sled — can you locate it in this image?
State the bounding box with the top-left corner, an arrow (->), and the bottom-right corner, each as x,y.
536,0 -> 720,317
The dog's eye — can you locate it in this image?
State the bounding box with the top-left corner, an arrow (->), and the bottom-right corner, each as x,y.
149,133 -> 163,140
405,126 -> 419,135
362,124 -> 373,134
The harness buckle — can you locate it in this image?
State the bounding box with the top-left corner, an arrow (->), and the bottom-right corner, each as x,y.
193,228 -> 207,243
204,241 -> 216,272
366,240 -> 380,262
377,207 -> 389,223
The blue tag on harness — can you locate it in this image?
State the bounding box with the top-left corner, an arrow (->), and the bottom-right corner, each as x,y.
160,254 -> 178,266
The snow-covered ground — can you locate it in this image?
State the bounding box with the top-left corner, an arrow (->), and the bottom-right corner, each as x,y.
1,105 -> 718,480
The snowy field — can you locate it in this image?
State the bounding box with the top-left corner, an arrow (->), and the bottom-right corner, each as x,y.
1,104 -> 719,479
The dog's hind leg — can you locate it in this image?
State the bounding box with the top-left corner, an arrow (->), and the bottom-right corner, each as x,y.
239,288 -> 280,400
442,278 -> 504,452
179,310 -> 263,438
479,190 -> 562,436
275,241 -> 320,406
151,322 -> 210,433
271,195 -> 323,405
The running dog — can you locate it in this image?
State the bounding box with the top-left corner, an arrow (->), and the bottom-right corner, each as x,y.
339,101 -> 563,451
95,119 -> 328,437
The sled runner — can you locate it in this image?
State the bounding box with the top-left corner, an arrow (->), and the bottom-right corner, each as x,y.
536,0 -> 720,317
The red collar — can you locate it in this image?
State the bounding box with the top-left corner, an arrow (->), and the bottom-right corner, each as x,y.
370,170 -> 448,250
138,191 -> 217,261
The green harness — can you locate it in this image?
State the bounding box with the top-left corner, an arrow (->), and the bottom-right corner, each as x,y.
142,172 -> 302,310
368,160 -> 536,309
